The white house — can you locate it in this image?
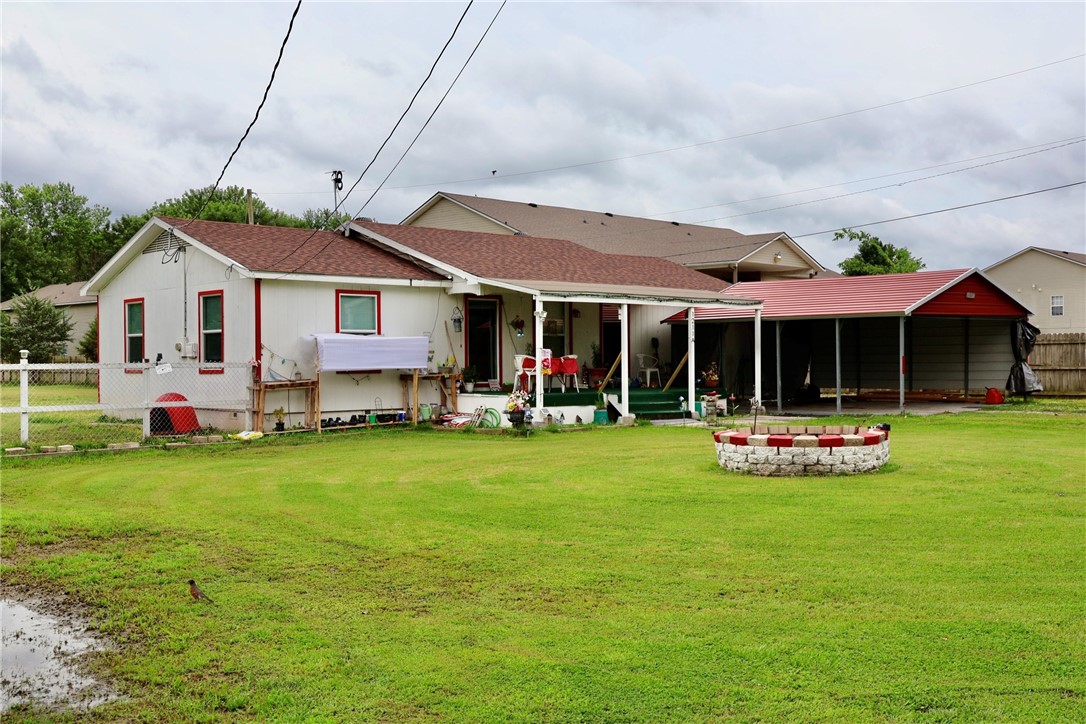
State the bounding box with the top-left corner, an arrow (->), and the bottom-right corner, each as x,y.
83,216 -> 760,431
1,281 -> 97,358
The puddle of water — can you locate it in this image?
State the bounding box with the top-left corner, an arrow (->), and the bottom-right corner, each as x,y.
1,598 -> 121,713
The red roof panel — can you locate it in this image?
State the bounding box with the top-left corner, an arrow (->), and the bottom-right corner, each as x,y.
663,269 -> 1029,322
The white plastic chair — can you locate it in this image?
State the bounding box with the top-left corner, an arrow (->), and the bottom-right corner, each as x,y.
637,354 -> 660,388
514,355 -> 535,392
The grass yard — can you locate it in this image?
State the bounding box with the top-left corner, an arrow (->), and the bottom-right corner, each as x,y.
2,411 -> 1084,721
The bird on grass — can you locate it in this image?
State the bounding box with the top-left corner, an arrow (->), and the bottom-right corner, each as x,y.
188,579 -> 213,603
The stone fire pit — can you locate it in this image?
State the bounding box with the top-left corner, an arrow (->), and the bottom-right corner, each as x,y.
713,425 -> 890,476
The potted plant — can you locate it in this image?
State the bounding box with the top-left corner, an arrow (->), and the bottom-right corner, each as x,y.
462,365 -> 478,393
593,392 -> 609,425
272,406 -> 286,432
701,362 -> 719,389
505,389 -> 531,427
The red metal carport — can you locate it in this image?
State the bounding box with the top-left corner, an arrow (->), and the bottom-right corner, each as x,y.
664,268 -> 1032,412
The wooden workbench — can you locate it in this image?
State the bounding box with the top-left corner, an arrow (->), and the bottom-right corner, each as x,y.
251,379 -> 320,432
400,371 -> 460,424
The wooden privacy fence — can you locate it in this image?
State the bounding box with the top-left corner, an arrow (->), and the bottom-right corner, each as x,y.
1031,333 -> 1086,394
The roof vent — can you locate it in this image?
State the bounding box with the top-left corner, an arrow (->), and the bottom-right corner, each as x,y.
605,212 -> 614,217
671,221 -> 679,226
528,202 -> 538,208
582,219 -> 587,223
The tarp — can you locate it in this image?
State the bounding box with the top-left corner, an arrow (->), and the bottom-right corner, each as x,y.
313,333 -> 429,372
1006,319 -> 1043,395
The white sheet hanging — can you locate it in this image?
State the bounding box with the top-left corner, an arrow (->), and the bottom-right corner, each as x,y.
313,333 -> 429,372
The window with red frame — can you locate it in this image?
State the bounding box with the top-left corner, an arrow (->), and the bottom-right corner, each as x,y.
200,291 -> 224,363
125,299 -> 144,364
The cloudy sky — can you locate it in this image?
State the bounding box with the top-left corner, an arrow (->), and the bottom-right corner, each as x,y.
3,1 -> 1084,272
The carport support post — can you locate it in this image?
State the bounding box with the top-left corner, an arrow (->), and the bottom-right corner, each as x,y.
687,308 -> 696,416
620,303 -> 630,417
899,316 -> 906,412
835,318 -> 842,414
775,321 -> 782,413
754,308 -> 762,406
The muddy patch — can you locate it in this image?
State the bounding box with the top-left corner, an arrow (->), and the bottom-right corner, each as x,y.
1,596 -> 121,713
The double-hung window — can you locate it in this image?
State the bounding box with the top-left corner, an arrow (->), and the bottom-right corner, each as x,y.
200,291 -> 224,366
336,290 -> 380,335
124,298 -> 144,365
1051,295 -> 1065,317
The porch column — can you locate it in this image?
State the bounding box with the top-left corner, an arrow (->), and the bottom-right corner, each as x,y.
687,308 -> 696,417
620,303 -> 630,417
534,296 -> 544,413
775,320 -> 783,413
754,308 -> 763,405
835,318 -> 842,414
899,316 -> 906,412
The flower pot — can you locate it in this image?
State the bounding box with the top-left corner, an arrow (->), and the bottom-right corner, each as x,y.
507,410 -> 526,427
464,382 -> 475,393
274,422 -> 286,432
593,409 -> 609,425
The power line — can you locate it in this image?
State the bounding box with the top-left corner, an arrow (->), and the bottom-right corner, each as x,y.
270,0 -> 476,271
376,53 -> 1086,188
790,181 -> 1085,239
177,0 -> 302,228
351,0 -> 507,219
647,136 -> 1086,218
689,139 -> 1085,224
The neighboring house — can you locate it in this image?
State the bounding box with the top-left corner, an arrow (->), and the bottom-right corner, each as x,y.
404,192 -> 828,283
403,192 -> 828,370
0,281 -> 96,357
82,216 -> 759,430
983,247 -> 1086,334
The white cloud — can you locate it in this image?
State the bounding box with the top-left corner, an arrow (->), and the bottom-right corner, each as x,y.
1,1 -> 1083,269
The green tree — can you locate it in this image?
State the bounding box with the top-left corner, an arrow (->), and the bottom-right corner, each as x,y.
148,185 -> 308,228
1,182 -> 114,300
0,295 -> 75,362
836,228 -> 925,276
77,316 -> 99,361
302,207 -> 353,230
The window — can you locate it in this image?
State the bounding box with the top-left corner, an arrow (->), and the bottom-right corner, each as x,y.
124,299 -> 144,364
200,291 -> 224,363
336,290 -> 380,334
1051,295 -> 1064,317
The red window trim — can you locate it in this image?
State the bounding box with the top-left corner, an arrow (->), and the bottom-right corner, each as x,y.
198,289 -> 224,367
198,368 -> 225,375
123,297 -> 145,365
335,289 -> 382,335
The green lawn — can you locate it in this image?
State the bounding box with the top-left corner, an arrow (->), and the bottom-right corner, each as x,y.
2,413 -> 1084,721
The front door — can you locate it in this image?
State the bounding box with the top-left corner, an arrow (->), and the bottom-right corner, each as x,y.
466,298 -> 500,383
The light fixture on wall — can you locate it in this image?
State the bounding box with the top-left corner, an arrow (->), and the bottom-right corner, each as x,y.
533,310 -> 548,320
451,306 -> 464,333
773,252 -> 782,263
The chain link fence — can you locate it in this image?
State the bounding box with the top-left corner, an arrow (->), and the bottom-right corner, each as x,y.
1,357 -> 252,453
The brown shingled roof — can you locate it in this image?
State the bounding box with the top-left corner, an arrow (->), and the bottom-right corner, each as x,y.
429,193 -> 789,266
353,221 -> 731,294
158,217 -> 441,280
